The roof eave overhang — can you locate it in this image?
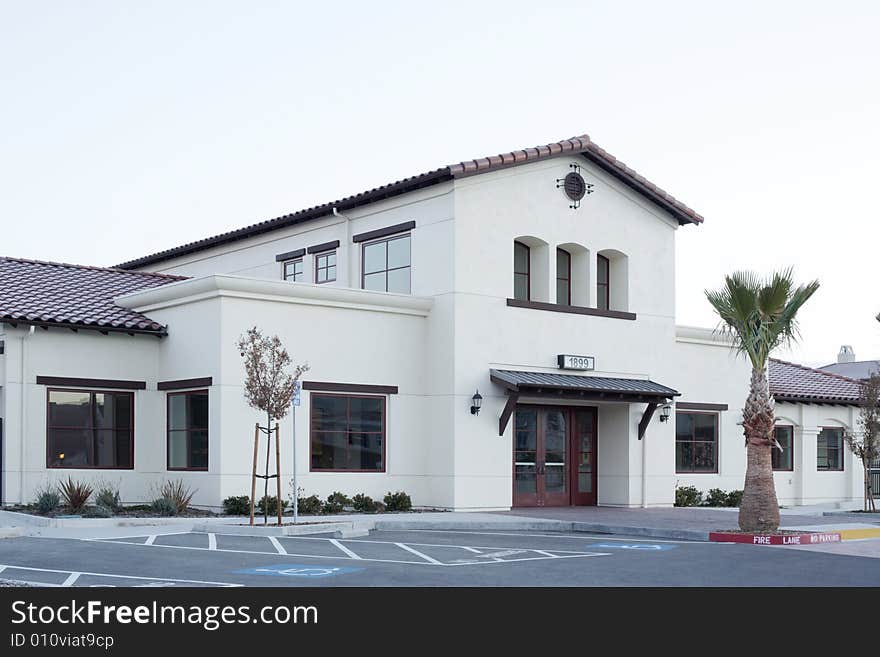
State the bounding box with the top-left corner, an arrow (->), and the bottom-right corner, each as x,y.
773,394 -> 859,406
0,318 -> 167,338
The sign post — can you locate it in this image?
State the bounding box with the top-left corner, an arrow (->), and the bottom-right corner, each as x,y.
291,381 -> 301,523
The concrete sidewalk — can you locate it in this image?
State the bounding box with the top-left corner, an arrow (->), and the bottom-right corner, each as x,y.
3,505 -> 879,543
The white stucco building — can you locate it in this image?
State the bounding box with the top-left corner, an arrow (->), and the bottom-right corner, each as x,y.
0,134 -> 866,510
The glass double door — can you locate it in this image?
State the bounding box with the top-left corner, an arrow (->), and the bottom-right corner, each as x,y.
513,406 -> 597,507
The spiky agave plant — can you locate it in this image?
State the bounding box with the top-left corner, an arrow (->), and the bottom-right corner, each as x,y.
705,269 -> 819,531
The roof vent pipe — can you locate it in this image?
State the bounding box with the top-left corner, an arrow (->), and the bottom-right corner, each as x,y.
838,345 -> 855,364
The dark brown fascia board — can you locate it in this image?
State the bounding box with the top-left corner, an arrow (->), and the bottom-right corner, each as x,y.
506,298 -> 637,321
275,248 -> 306,262
302,381 -> 398,395
773,395 -> 859,406
157,377 -> 213,391
306,240 -> 340,254
114,170 -> 452,270
676,402 -> 729,412
36,376 -> 147,390
579,151 -> 697,226
1,318 -> 167,337
352,221 -> 416,244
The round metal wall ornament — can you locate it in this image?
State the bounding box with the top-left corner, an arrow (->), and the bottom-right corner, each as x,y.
555,163 -> 594,209
563,171 -> 587,202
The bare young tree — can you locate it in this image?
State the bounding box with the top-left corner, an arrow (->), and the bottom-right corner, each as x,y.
237,327 -> 309,524
846,373 -> 880,512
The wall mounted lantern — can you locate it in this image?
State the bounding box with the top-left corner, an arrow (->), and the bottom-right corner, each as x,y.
470,390 -> 483,416
659,402 -> 672,423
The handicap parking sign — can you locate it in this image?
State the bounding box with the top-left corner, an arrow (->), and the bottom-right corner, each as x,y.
235,564 -> 363,578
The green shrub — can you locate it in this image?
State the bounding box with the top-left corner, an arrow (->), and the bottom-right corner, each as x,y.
296,494 -> 323,515
704,488 -> 728,507
383,491 -> 412,512
323,491 -> 351,514
256,495 -> 288,516
94,485 -> 121,512
725,489 -> 744,507
84,505 -> 113,518
59,477 -> 93,513
33,485 -> 61,514
151,497 -> 178,517
674,485 -> 702,507
156,480 -> 196,514
352,493 -> 380,513
223,495 -> 251,515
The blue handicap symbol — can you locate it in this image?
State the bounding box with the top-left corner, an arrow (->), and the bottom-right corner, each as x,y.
235,564 -> 363,578
587,543 -> 676,551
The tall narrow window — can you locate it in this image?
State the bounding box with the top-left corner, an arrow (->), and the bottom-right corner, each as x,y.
283,258 -> 304,282
772,425 -> 794,471
675,411 -> 718,473
514,241 -> 530,301
597,254 -> 610,310
556,248 -> 571,305
362,233 -> 411,293
817,427 -> 844,471
47,389 -> 133,469
167,390 -> 209,471
315,250 -> 337,284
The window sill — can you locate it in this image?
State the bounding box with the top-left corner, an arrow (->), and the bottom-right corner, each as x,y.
506,298 -> 636,321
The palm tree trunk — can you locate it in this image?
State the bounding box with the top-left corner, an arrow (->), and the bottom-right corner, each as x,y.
739,366 -> 781,531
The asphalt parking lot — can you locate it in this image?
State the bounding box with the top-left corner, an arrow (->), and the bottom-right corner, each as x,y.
1,529 -> 879,587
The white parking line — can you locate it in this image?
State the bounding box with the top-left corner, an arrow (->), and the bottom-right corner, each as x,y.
394,542 -> 443,565
268,536 -> 287,555
208,533 -> 217,551
390,529 -> 701,544
329,539 -> 363,560
0,563 -> 242,587
144,535 -> 157,546
61,572 -> 81,587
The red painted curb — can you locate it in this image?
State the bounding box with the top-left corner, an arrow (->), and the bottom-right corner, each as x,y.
709,531 -> 842,546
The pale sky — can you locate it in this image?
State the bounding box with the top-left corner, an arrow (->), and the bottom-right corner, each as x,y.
2,1 -> 878,366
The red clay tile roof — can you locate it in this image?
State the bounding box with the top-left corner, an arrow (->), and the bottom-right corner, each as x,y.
769,358 -> 862,405
115,133 -> 703,270
0,256 -> 186,336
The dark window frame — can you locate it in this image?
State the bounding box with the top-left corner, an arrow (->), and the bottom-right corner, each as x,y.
674,410 -> 719,474
817,426 -> 845,472
309,392 -> 386,473
772,425 -> 794,472
514,241 -> 530,301
361,232 -> 412,293
597,254 -> 610,311
314,250 -> 337,284
283,257 -> 304,282
46,387 -> 134,470
556,248 -> 571,306
166,389 -> 209,472
770,424 -> 794,472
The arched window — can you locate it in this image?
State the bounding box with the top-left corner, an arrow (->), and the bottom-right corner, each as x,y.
514,241 -> 530,301
597,254 -> 610,310
556,248 -> 571,305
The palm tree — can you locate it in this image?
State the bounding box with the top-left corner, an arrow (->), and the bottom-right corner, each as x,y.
705,269 -> 819,532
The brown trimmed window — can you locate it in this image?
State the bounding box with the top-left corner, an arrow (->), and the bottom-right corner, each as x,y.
772,425 -> 794,471
556,248 -> 571,305
514,241 -> 530,301
47,389 -> 133,469
675,411 -> 718,473
597,254 -> 610,310
362,233 -> 411,293
310,393 -> 385,471
315,250 -> 337,284
817,427 -> 844,471
167,390 -> 209,471
283,258 -> 304,282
